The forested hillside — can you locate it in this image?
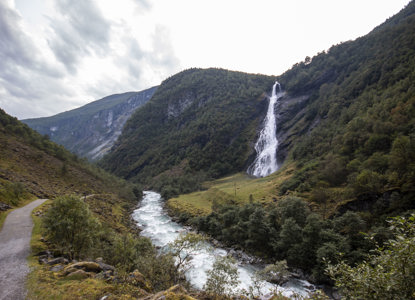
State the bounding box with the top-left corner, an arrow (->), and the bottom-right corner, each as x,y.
274,0 -> 415,214
100,69 -> 276,197
23,87 -> 156,161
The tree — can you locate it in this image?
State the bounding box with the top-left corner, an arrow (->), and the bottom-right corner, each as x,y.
276,196 -> 310,227
276,217 -> 302,259
168,232 -> 206,280
246,206 -> 269,251
327,214 -> 415,299
106,233 -> 154,272
43,195 -> 101,259
258,260 -> 290,285
204,255 -> 240,298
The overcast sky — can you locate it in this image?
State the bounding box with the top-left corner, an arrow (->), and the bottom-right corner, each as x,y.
0,0 -> 410,119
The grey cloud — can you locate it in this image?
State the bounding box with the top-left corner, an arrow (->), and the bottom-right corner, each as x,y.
150,25 -> 180,71
133,0 -> 152,11
0,2 -> 65,98
86,27 -> 181,103
125,39 -> 145,79
110,25 -> 180,94
48,0 -> 111,74
0,3 -> 36,75
0,2 -> 75,119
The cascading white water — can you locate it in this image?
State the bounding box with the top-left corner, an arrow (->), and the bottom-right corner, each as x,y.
248,82 -> 282,177
132,191 -> 313,298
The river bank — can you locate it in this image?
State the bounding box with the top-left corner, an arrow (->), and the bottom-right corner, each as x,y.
132,191 -> 315,298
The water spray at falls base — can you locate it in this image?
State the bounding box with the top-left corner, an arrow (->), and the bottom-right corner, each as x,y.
248,82 -> 282,177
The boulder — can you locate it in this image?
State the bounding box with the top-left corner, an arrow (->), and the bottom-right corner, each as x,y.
65,261 -> 102,273
95,258 -> 115,272
65,269 -> 92,280
95,270 -> 114,282
62,267 -> 78,276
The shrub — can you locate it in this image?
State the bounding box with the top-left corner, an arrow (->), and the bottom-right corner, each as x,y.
204,255 -> 240,298
43,195 -> 101,259
327,214 -> 415,299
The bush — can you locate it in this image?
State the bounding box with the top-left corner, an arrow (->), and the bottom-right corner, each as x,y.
105,233 -> 154,272
43,195 -> 101,259
204,255 -> 240,298
0,182 -> 26,206
327,214 -> 415,299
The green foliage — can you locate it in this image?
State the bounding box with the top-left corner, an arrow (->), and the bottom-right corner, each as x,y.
258,260 -> 290,284
204,255 -> 240,298
104,233 -> 154,272
0,182 -> 26,206
133,252 -> 178,292
276,2 -> 415,213
168,232 -> 207,277
275,196 -> 310,227
101,68 -> 275,197
0,108 -> 139,203
327,213 -> 415,300
43,195 -> 101,259
194,196 -> 380,283
0,109 -> 75,162
42,196 -> 180,292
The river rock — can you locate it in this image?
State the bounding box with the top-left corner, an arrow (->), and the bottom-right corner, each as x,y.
228,249 -> 259,264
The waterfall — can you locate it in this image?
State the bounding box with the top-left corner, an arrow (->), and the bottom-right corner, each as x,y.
248,82 -> 282,177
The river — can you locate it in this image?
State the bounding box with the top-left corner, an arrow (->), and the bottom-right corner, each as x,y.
132,191 -> 314,298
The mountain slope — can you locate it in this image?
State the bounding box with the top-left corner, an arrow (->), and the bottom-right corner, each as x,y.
0,108 -> 137,217
100,69 -> 277,196
23,87 -> 157,161
268,0 -> 415,213
171,0 -> 415,216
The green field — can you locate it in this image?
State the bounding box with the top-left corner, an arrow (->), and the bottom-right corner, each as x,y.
167,163 -> 296,217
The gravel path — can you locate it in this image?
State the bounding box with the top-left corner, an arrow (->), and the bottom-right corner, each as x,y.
0,199 -> 47,300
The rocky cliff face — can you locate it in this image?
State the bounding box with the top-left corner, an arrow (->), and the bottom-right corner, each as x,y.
23,87 -> 157,160
274,93 -> 312,165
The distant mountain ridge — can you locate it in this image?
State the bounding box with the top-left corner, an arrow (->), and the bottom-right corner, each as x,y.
23,87 -> 157,160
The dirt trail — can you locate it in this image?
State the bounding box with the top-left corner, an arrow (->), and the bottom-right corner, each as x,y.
0,199 -> 47,300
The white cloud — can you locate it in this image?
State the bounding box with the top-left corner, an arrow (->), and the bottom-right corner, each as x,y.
0,0 -> 410,119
